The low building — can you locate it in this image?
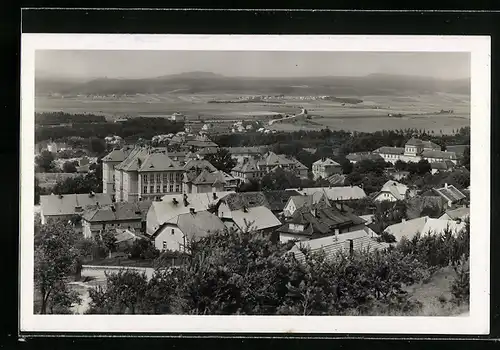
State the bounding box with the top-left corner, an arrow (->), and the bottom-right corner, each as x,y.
150,209 -> 226,252
385,168 -> 410,181
312,158 -> 342,180
439,206 -> 470,222
383,216 -> 429,242
421,218 -> 467,237
186,169 -> 239,194
290,228 -> 387,263
261,190 -> 302,217
326,174 -> 346,186
288,186 -> 367,202
278,204 -> 366,243
346,152 -> 383,164
373,180 -> 411,202
114,228 -> 141,251
224,146 -> 269,163
283,192 -> 331,217
432,183 -> 467,208
40,192 -> 113,225
430,160 -> 456,175
211,192 -> 282,238
81,200 -> 152,239
146,191 -> 234,236
372,138 -> 457,165
231,152 -> 309,181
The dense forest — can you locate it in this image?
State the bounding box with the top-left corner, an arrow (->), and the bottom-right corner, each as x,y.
35,114 -> 185,143
35,112 -> 107,125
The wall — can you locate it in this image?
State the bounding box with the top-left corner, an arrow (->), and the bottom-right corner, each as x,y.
82,219 -> 142,239
154,224 -> 185,252
279,233 -> 308,243
374,191 -> 397,202
283,199 -> 297,217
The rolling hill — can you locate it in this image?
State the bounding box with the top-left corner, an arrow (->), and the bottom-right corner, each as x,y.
35,71 -> 470,97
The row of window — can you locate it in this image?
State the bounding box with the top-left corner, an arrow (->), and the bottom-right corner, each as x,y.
143,184 -> 181,194
142,173 -> 182,183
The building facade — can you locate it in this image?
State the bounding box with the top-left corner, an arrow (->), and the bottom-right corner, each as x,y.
372,138 -> 458,165
312,158 -> 342,180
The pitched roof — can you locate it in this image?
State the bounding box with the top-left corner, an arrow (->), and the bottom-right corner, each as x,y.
175,210 -> 226,240
326,174 -> 346,186
192,169 -> 226,185
347,153 -> 383,162
138,152 -> 183,172
290,229 -> 388,262
83,201 -> 152,222
289,193 -> 330,210
405,195 -> 447,219
313,158 -> 341,166
431,160 -> 456,170
221,192 -> 270,211
262,190 -> 301,212
280,205 -> 366,237
102,148 -> 131,163
384,216 -> 429,242
434,185 -> 466,203
421,218 -> 467,237
230,206 -> 282,232
440,207 -> 470,220
224,146 -> 268,155
114,229 -> 139,244
40,193 -> 113,217
289,186 -> 367,201
377,180 -> 408,200
183,158 -> 217,172
147,191 -> 235,235
421,150 -> 457,160
446,145 -> 469,156
405,137 -> 424,146
421,140 -> 441,150
373,147 -> 405,155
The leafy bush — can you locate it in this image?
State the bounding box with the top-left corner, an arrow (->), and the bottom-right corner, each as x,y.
127,239 -> 160,260
450,255 -> 470,305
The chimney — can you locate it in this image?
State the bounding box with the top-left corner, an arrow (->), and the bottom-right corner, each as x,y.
173,197 -> 179,205
213,192 -> 218,200
243,206 -> 248,213
111,205 -> 116,212
444,183 -> 448,189
349,239 -> 354,256
190,208 -> 195,215
402,218 -> 406,223
334,228 -> 339,241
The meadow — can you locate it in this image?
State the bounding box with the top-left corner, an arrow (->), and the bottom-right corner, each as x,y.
35,91 -> 470,134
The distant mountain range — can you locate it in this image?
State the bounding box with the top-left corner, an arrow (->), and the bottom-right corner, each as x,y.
35,71 -> 471,96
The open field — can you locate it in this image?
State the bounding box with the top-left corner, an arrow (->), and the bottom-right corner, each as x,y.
35,91 -> 470,134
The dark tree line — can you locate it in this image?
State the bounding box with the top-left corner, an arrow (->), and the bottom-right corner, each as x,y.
36,117 -> 184,143
35,112 -> 107,125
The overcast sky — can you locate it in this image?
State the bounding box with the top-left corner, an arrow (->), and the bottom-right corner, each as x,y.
36,50 -> 470,80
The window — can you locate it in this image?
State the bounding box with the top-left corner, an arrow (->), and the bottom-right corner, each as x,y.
169,173 -> 174,182
163,185 -> 167,193
171,229 -> 175,235
156,185 -> 161,193
175,184 -> 180,192
156,173 -> 161,183
142,174 -> 148,183
143,186 -> 148,194
162,241 -> 167,250
150,185 -> 154,193
149,174 -> 154,182
176,173 -> 182,181
169,184 -> 174,192
163,174 -> 168,182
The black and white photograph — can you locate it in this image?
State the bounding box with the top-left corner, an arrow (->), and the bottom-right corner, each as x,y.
20,35 -> 490,334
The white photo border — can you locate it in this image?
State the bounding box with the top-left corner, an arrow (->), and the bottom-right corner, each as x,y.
20,34 -> 491,335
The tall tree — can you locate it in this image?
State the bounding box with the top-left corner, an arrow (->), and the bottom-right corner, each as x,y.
34,219 -> 81,314
203,148 -> 237,173
35,150 -> 56,173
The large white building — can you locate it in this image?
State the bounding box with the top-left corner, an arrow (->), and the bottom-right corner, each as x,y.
312,158 -> 342,180
372,138 -> 458,165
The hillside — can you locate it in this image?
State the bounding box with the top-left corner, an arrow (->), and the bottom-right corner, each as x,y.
35,71 -> 470,97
